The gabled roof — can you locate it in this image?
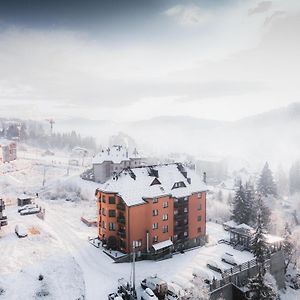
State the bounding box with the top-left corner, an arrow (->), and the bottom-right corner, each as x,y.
98,163 -> 207,206
92,145 -> 141,164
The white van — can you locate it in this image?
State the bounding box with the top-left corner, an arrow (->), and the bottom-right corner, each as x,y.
221,252 -> 237,266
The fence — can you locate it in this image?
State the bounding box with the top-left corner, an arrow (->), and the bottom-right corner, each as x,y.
210,257 -> 271,292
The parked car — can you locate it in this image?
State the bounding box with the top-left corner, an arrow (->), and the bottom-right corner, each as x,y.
20,207 -> 41,216
221,252 -> 237,266
141,288 -> 158,300
206,259 -> 225,273
166,282 -> 190,300
15,224 -> 28,238
141,276 -> 168,299
192,266 -> 218,284
18,204 -> 37,213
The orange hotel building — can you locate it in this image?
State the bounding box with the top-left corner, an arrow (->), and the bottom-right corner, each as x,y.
95,163 -> 207,258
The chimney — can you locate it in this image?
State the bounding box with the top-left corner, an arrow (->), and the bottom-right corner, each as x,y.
203,172 -> 207,184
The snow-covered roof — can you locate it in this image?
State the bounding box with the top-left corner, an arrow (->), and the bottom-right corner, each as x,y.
0,139 -> 13,146
99,163 -> 207,206
17,194 -> 32,200
223,220 -> 237,228
152,239 -> 173,251
92,145 -> 141,164
236,223 -> 253,230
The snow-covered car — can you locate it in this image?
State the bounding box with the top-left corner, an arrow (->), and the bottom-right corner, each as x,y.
221,252 -> 237,266
18,204 -> 37,213
166,282 -> 189,300
15,224 -> 28,238
141,288 -> 158,300
20,206 -> 41,215
206,259 -> 225,273
192,266 -> 218,284
141,276 -> 168,298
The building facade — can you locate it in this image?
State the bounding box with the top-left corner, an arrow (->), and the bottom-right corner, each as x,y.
95,163 -> 207,257
0,139 -> 17,163
92,145 -> 143,183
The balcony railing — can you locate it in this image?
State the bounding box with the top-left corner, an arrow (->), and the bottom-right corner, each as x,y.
117,203 -> 125,211
118,230 -> 126,238
117,217 -> 126,225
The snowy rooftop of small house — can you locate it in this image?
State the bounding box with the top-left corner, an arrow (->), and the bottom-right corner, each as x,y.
223,220 -> 237,228
92,145 -> 141,164
17,194 -> 32,200
99,163 -> 207,206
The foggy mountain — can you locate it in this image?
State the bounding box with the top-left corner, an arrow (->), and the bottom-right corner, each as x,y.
56,102 -> 300,165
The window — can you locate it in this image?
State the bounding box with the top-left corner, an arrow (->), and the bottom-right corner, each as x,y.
152,223 -> 158,230
197,203 -> 202,211
197,215 -> 202,222
162,225 -> 168,233
102,208 -> 106,216
197,227 -> 202,233
172,181 -> 187,189
198,192 -> 202,198
173,234 -> 178,240
153,236 -> 158,243
152,209 -> 158,216
184,196 -> 188,201
184,231 -> 188,237
108,196 -> 116,204
109,222 -> 116,231
102,195 -> 106,203
184,207 -> 188,213
162,214 -> 168,221
163,201 -> 168,208
109,210 -> 116,217
174,210 -> 178,215
153,198 -> 158,203
102,221 -> 106,229
134,240 -> 142,247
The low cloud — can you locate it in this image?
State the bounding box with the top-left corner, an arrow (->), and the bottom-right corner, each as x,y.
248,1 -> 273,16
164,4 -> 212,26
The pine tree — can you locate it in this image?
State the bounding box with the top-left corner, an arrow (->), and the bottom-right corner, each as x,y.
282,223 -> 295,273
245,182 -> 256,226
248,197 -> 278,300
289,161 -> 300,195
258,162 -> 277,197
232,184 -> 251,225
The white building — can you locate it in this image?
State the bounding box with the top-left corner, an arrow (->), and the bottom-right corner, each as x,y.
92,145 -> 143,183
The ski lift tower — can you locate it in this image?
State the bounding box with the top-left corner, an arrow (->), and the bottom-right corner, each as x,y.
46,118 -> 55,136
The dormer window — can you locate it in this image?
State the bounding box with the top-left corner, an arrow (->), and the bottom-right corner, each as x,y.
172,181 -> 186,189
150,178 -> 161,186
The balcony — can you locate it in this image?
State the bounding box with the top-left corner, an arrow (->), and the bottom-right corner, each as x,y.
117,230 -> 126,238
174,223 -> 188,232
117,203 -> 125,211
174,202 -> 188,209
117,217 -> 126,225
0,215 -> 7,226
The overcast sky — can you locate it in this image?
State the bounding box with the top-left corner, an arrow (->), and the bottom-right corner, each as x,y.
0,0 -> 299,122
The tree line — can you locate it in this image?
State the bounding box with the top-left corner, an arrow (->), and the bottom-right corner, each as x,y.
0,119 -> 97,151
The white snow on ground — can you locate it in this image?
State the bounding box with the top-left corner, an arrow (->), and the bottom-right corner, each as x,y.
0,206 -> 85,300
1,148 -> 299,299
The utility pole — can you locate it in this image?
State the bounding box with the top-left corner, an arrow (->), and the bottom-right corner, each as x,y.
42,167 -> 46,187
